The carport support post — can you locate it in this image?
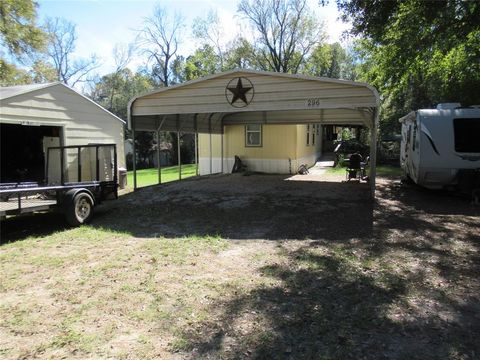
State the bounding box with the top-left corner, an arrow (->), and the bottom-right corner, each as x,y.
195,133 -> 199,176
156,130 -> 161,184
209,132 -> 212,174
221,117 -> 224,173
132,117 -> 137,190
193,114 -> 198,176
176,114 -> 181,181
177,131 -> 181,180
208,114 -> 213,175
156,116 -> 166,184
369,108 -> 379,199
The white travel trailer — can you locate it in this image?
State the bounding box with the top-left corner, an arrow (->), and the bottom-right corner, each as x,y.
399,103 -> 480,190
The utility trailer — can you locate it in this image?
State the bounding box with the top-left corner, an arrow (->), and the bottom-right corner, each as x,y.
0,144 -> 118,226
399,103 -> 480,198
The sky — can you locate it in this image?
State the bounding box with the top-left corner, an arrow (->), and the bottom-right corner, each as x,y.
36,0 -> 351,77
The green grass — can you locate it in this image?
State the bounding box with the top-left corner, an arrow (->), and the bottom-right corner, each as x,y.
127,164 -> 198,188
0,227 -> 230,359
326,164 -> 402,177
1,176 -> 478,359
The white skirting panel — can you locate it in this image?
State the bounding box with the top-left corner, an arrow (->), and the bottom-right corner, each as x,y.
199,152 -> 321,175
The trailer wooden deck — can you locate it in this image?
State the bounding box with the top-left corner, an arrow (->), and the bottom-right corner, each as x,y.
0,198 -> 57,216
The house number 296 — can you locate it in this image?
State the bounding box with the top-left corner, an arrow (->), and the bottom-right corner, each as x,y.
306,98 -> 322,107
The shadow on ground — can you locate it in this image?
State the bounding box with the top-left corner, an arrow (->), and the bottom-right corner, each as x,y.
1,212 -> 68,244
1,174 -> 479,359
2,174 -> 373,242
93,174 -> 373,241
164,178 -> 479,359
176,240 -> 479,359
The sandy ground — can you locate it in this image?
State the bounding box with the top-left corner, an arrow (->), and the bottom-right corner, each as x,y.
1,172 -> 479,359
101,172 -> 372,240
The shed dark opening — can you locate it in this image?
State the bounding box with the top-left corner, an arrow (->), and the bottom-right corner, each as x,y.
1,124 -> 61,183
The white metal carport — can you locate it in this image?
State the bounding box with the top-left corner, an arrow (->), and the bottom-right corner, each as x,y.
128,69 -> 380,197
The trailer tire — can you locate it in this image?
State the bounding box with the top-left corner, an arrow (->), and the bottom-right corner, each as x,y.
66,192 -> 94,226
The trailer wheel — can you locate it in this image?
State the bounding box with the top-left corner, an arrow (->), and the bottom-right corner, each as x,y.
66,192 -> 94,226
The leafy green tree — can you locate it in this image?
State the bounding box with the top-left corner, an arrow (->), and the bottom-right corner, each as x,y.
90,68 -> 155,168
0,0 -> 45,59
29,59 -> 57,83
0,0 -> 47,85
304,42 -> 357,80
224,37 -> 258,70
169,55 -> 186,85
0,59 -> 57,86
336,0 -> 480,135
90,68 -> 154,122
183,45 -> 219,81
0,61 -> 31,86
169,45 -> 221,83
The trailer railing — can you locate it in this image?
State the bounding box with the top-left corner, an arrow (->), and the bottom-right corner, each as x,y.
46,143 -> 117,185
1,144 -> 118,219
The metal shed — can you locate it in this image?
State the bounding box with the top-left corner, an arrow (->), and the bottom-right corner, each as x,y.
128,69 -> 380,196
1,82 -> 125,184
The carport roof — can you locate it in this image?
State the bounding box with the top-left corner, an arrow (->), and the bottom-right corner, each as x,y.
128,69 -> 379,133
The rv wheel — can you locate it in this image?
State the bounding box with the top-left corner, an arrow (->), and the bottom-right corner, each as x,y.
66,192 -> 94,226
401,175 -> 414,185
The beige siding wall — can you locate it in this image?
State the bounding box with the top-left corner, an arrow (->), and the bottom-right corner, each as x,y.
0,85 -> 125,178
223,124 -> 297,159
198,133 -> 222,157
295,124 -> 322,161
198,124 -> 325,174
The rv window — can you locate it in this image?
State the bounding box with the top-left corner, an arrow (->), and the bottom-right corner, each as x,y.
454,118 -> 480,152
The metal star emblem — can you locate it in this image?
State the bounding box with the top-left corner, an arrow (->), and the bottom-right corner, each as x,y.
225,77 -> 254,107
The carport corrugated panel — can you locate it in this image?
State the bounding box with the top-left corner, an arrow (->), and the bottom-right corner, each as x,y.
132,113 -> 224,133
135,84 -> 371,105
132,72 -> 376,117
223,108 -> 373,127
133,109 -> 372,132
137,72 -> 365,99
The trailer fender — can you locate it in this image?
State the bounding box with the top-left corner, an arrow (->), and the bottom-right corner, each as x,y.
62,188 -> 96,208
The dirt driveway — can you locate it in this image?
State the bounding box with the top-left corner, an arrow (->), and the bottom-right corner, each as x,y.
97,173 -> 373,240
1,173 -> 479,359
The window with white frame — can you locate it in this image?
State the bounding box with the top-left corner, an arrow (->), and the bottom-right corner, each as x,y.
245,124 -> 262,147
306,124 -> 310,146
312,124 -> 316,145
